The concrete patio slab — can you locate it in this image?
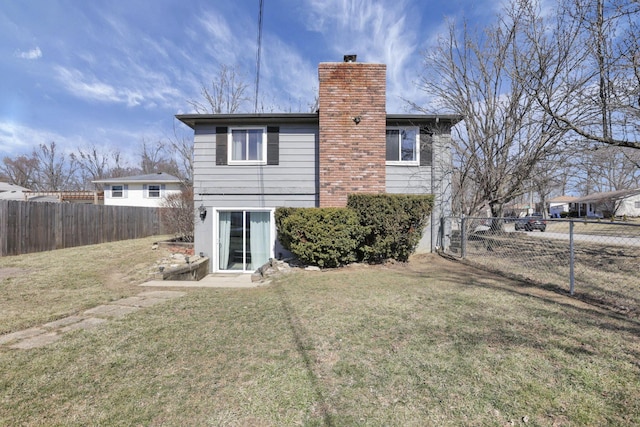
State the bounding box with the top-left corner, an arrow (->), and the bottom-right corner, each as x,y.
141,274 -> 265,288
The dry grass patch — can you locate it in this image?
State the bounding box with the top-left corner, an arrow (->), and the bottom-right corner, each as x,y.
0,235 -> 172,334
1,248 -> 640,425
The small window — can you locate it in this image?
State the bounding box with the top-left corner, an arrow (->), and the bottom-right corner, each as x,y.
386,127 -> 418,164
148,184 -> 160,198
635,201 -> 640,209
229,128 -> 266,164
112,185 -> 123,198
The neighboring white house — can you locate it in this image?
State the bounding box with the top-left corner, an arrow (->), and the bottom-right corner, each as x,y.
92,173 -> 183,207
570,189 -> 640,218
549,196 -> 577,218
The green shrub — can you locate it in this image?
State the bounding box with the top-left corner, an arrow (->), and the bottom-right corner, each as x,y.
347,194 -> 434,262
275,207 -> 365,268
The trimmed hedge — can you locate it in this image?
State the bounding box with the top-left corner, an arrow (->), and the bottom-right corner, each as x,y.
347,194 -> 433,262
275,207 -> 365,268
276,194 -> 434,268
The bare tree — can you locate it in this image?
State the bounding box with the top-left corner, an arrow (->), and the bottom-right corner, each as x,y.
414,3 -> 566,218
73,145 -> 132,190
519,0 -> 640,149
168,121 -> 194,184
188,65 -> 250,114
0,154 -> 39,188
33,141 -> 79,190
138,139 -> 181,177
160,186 -> 194,242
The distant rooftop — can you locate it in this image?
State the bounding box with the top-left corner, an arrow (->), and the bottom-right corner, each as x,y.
92,172 -> 182,184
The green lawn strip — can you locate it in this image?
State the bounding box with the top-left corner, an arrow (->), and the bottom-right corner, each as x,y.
1,255 -> 639,425
0,236 -> 172,334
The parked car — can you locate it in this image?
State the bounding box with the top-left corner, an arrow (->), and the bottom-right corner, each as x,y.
515,214 -> 547,232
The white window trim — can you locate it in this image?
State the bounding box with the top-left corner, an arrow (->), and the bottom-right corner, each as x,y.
213,207 -> 276,273
228,127 -> 267,165
385,126 -> 420,166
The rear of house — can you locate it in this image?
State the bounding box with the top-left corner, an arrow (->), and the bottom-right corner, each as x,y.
178,58 -> 461,273
93,173 -> 182,208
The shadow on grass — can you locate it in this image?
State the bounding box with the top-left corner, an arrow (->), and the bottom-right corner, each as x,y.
274,282 -> 334,426
411,254 -> 640,338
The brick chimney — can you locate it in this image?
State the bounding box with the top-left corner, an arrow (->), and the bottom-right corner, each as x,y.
318,58 -> 387,207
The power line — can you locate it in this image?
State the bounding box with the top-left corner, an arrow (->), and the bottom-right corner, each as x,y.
254,0 -> 264,113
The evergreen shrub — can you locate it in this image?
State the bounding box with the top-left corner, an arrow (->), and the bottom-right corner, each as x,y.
347,193 -> 434,262
275,207 -> 365,268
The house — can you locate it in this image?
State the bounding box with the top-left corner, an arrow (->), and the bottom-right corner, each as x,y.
549,196 -> 577,218
177,57 -> 462,273
570,189 -> 640,218
0,182 -> 31,201
1,182 -> 104,204
92,172 -> 183,207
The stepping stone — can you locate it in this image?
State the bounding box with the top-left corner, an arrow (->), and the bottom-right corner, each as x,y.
9,332 -> 61,349
112,296 -> 169,308
60,317 -> 106,333
84,304 -> 140,319
43,316 -> 85,329
0,327 -> 46,345
137,291 -> 186,299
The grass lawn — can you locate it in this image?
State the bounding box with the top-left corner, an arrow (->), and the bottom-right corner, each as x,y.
2,240 -> 640,425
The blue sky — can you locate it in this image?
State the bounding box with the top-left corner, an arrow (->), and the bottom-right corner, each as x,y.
0,0 -> 498,161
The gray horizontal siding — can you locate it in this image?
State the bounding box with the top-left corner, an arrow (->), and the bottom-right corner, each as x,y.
193,125 -> 317,200
386,165 -> 432,194
197,194 -> 317,209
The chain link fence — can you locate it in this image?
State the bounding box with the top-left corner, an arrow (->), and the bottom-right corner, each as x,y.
442,216 -> 640,317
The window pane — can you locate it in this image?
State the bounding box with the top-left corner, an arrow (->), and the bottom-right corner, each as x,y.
247,129 -> 262,161
231,130 -> 246,160
386,130 -> 399,161
401,129 -> 417,161
148,185 -> 160,198
112,185 -> 123,197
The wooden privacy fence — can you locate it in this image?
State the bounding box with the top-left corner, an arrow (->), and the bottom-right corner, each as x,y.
0,200 -> 168,256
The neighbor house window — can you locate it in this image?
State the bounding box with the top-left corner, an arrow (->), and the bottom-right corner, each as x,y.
386,127 -> 418,164
229,127 -> 266,164
148,184 -> 160,198
112,185 -> 124,198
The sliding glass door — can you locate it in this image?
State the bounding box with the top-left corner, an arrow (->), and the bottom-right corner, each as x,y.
218,210 -> 271,271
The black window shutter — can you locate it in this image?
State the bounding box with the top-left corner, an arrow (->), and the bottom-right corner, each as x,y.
216,127 -> 228,165
267,126 -> 279,165
420,128 -> 433,167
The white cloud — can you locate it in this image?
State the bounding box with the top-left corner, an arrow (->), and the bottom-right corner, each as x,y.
301,0 -> 424,111
0,120 -> 80,156
15,46 -> 42,60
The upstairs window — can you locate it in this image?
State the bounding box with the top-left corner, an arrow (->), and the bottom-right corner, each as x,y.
148,184 -> 160,198
386,127 -> 418,164
229,128 -> 266,164
112,185 -> 124,198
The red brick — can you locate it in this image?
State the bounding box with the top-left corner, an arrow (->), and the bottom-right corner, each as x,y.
318,62 -> 386,207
